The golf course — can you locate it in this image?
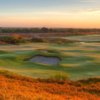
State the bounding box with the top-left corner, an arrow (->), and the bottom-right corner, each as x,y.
0,35 -> 100,80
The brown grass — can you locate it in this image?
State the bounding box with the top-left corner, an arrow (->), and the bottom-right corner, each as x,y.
0,72 -> 99,100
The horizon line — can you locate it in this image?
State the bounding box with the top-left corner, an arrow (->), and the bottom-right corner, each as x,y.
0,26 -> 100,29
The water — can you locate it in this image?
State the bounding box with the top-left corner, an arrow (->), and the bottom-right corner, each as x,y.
29,55 -> 61,65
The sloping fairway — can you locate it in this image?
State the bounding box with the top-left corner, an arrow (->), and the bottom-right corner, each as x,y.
0,41 -> 100,80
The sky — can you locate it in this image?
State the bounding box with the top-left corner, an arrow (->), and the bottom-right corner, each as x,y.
0,0 -> 100,28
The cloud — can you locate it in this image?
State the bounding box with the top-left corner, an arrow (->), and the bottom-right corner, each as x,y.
80,0 -> 98,3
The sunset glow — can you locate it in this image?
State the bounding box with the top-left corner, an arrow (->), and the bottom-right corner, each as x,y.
0,0 -> 100,28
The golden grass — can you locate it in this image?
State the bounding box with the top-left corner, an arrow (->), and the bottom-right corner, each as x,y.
60,63 -> 79,67
62,52 -> 81,57
0,72 -> 99,100
0,43 -> 49,51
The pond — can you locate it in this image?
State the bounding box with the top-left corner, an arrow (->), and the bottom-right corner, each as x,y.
29,55 -> 61,65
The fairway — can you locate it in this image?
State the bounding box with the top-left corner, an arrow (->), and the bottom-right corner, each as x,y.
0,40 -> 100,80
65,35 -> 100,42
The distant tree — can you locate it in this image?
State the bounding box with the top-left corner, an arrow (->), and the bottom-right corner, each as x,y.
41,27 -> 49,33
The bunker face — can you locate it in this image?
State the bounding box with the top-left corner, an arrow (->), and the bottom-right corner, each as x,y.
29,56 -> 61,65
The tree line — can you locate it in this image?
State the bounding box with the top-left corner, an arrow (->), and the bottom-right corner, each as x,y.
0,27 -> 100,34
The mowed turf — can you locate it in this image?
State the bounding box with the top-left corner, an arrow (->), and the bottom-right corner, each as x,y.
0,41 -> 100,80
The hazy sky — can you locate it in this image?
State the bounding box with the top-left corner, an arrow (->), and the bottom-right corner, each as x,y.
0,0 -> 100,28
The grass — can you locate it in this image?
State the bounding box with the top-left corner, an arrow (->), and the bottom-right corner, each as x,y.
0,35 -> 100,99
0,42 -> 99,80
65,34 -> 100,42
0,35 -> 100,80
0,70 -> 99,100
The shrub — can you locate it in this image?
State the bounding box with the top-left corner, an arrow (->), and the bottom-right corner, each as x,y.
52,73 -> 68,81
0,35 -> 26,44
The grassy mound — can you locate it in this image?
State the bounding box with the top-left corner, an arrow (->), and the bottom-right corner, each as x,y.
0,70 -> 99,100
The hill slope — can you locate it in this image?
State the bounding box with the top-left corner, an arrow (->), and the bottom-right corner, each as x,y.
0,70 -> 99,100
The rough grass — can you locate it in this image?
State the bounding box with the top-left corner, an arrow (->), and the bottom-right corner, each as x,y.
0,70 -> 99,100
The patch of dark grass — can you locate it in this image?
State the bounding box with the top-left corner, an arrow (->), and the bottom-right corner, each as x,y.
79,78 -> 100,84
0,50 -> 9,54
